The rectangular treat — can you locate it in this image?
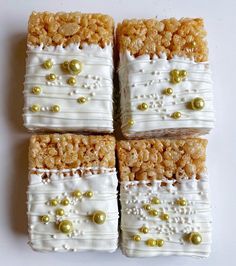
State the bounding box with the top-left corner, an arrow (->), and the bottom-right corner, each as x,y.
117,18 -> 215,138
117,138 -> 211,257
23,12 -> 114,132
27,134 -> 118,252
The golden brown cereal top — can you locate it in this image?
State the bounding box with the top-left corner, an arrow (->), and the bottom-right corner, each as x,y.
29,134 -> 116,169
117,138 -> 207,181
117,18 -> 208,62
28,12 -> 114,48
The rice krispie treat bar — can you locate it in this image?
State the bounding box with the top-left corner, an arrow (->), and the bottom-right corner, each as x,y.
117,138 -> 211,257
27,134 -> 118,252
23,12 -> 114,132
117,18 -> 215,138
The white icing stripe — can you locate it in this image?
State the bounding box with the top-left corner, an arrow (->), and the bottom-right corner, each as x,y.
24,44 -> 114,132
120,177 -> 211,258
28,171 -> 118,252
119,52 -> 215,136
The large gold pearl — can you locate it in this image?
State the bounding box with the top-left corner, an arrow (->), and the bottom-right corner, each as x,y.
84,191 -> 93,198
67,77 -> 77,86
51,105 -> 60,113
47,73 -> 56,81
32,86 -> 41,95
69,59 -> 82,75
41,215 -> 50,224
138,102 -> 149,111
72,190 -> 82,198
177,197 -> 187,206
133,235 -> 141,242
43,59 -> 53,69
163,87 -> 173,96
143,204 -> 152,211
156,239 -> 164,247
30,104 -> 40,112
77,97 -> 87,104
56,208 -> 65,216
171,111 -> 181,119
189,232 -> 202,245
149,209 -> 158,216
92,211 -> 106,224
140,226 -> 149,234
58,220 -> 73,234
191,97 -> 205,111
61,198 -> 70,206
161,213 -> 169,221
151,197 -> 160,205
146,238 -> 156,247
50,199 -> 58,206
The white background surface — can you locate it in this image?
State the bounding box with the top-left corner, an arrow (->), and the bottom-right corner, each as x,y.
0,0 -> 235,265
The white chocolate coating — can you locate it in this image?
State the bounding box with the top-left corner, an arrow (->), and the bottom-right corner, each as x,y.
27,168 -> 118,252
120,174 -> 211,257
23,44 -> 114,132
119,52 -> 215,137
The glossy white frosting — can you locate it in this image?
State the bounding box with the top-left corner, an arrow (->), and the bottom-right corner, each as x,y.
27,168 -> 118,252
120,174 -> 212,257
23,44 -> 114,132
119,52 -> 215,136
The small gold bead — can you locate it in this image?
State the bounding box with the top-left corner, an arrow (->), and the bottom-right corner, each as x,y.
72,190 -> 82,198
30,104 -> 40,113
151,197 -> 160,205
92,211 -> 106,225
140,226 -> 149,234
180,70 -> 188,78
171,76 -> 182,84
138,102 -> 149,111
128,119 -> 135,127
61,198 -> 70,206
163,87 -> 173,96
170,69 -> 180,77
146,238 -> 156,247
69,59 -> 83,75
50,199 -> 58,206
149,209 -> 158,216
188,232 -> 202,245
41,215 -> 50,224
156,239 -> 165,247
143,204 -> 152,211
32,86 -> 41,95
161,213 -> 169,221
77,97 -> 87,104
84,191 -> 93,198
177,197 -> 187,206
133,235 -> 141,242
191,97 -> 205,111
47,73 -> 56,81
61,61 -> 69,71
51,105 -> 60,113
56,208 -> 65,216
43,59 -> 53,69
67,77 -> 77,86
171,111 -> 181,119
58,220 -> 73,234
189,41 -> 197,48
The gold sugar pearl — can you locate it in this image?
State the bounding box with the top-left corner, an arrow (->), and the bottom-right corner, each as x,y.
151,197 -> 160,205
189,41 -> 197,48
143,204 -> 152,211
58,220 -> 73,234
156,239 -> 165,247
163,87 -> 173,96
140,226 -> 149,234
43,59 -> 53,69
67,77 -> 77,86
50,199 -> 58,206
47,73 -> 56,81
171,76 -> 182,84
72,190 -> 82,198
69,59 -> 83,75
191,97 -> 205,111
138,102 -> 149,111
41,215 -> 50,224
146,238 -> 156,247
180,70 -> 188,78
188,232 -> 202,245
170,69 -> 180,77
133,235 -> 141,242
161,213 -> 169,221
177,197 -> 187,206
77,97 -> 87,104
149,209 -> 158,216
92,211 -> 106,225
30,104 -> 40,113
171,111 -> 181,119
84,191 -> 93,198
61,61 -> 69,71
128,119 -> 135,127
61,198 -> 70,206
56,208 -> 65,216
32,86 -> 41,95
51,105 -> 60,113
